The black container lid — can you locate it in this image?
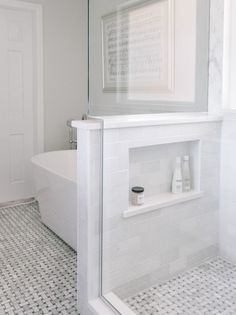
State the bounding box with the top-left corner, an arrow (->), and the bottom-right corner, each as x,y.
132,186 -> 144,193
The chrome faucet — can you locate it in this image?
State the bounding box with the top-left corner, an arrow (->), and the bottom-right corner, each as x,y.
67,114 -> 88,150
67,119 -> 77,150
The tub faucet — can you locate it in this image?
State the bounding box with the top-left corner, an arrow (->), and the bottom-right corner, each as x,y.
67,119 -> 77,150
67,114 -> 88,149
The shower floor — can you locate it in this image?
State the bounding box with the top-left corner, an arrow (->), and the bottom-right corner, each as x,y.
125,258 -> 236,315
0,201 -> 77,315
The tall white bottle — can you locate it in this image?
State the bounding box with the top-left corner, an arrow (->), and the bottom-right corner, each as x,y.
172,157 -> 183,194
183,155 -> 191,192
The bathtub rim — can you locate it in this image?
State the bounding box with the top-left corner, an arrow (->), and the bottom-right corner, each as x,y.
31,150 -> 77,184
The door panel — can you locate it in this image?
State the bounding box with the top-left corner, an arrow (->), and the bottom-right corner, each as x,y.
0,8 -> 35,203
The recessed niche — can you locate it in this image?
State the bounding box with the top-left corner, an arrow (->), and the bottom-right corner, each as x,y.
124,138 -> 203,218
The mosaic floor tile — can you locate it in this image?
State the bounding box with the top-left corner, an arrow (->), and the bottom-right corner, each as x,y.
0,201 -> 78,315
125,257 -> 236,315
2,201 -> 236,315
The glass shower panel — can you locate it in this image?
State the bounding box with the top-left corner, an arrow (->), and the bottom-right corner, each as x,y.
88,0 -> 210,115
87,0 -> 219,314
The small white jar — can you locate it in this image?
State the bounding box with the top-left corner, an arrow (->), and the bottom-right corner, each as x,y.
131,187 -> 145,206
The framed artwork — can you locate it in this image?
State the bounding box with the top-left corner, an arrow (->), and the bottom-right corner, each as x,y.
102,0 -> 175,93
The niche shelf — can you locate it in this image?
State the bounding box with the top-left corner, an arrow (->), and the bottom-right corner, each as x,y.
125,137 -> 203,218
124,190 -> 204,218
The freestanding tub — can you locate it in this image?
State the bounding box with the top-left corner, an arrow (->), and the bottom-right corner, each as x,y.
31,150 -> 77,251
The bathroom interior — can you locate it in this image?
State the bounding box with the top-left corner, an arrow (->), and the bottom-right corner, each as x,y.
0,0 -> 236,314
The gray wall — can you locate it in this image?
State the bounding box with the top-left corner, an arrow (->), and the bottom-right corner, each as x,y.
19,0 -> 88,151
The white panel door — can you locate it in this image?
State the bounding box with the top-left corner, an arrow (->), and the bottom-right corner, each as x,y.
0,8 -> 35,203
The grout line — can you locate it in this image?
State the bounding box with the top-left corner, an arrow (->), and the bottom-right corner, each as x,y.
0,198 -> 36,210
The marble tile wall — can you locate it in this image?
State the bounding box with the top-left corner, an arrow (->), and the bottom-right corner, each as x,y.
208,0 -> 225,114
220,117 -> 236,263
218,0 -> 236,265
102,121 -> 221,298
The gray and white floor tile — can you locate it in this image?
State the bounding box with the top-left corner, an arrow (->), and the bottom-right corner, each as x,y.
2,201 -> 236,315
0,201 -> 77,315
125,258 -> 236,315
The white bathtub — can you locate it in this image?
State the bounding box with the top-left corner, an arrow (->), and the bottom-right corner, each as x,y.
31,150 -> 77,251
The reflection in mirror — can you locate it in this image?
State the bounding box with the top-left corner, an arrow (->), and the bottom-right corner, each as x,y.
102,0 -> 173,94
89,0 -> 210,114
